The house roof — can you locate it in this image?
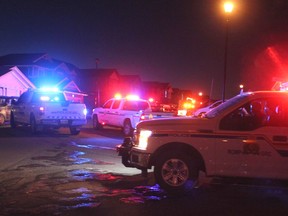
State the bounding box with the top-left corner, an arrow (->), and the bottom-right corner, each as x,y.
119,75 -> 142,83
0,53 -> 79,71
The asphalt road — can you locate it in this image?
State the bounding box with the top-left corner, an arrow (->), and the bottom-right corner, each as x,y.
1,124 -> 288,216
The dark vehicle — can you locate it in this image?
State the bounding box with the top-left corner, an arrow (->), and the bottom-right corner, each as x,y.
0,96 -> 19,125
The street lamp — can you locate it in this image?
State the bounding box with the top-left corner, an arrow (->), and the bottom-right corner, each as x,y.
222,2 -> 234,102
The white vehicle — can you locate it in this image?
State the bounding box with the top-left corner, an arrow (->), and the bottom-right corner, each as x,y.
10,88 -> 87,135
194,100 -> 223,117
92,96 -> 174,136
117,91 -> 288,193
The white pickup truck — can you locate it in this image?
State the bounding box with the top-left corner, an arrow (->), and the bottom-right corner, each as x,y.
10,88 -> 87,135
92,96 -> 174,136
117,91 -> 288,193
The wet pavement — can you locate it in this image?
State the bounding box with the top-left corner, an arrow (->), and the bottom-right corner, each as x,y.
1,126 -> 288,216
0,127 -> 166,216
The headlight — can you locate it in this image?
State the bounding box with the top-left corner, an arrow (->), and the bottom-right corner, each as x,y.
138,130 -> 152,150
83,108 -> 88,116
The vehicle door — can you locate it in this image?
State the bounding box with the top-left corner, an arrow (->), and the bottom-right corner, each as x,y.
107,99 -> 121,126
215,96 -> 288,179
97,99 -> 114,124
12,91 -> 32,123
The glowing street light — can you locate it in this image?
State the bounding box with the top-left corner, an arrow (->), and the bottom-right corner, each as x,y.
224,2 -> 234,13
222,1 -> 234,102
239,84 -> 244,94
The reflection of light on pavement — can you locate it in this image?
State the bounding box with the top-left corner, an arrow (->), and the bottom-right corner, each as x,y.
69,151 -> 92,164
62,187 -> 101,209
71,141 -> 115,150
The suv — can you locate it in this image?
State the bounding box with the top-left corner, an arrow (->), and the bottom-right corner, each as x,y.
92,97 -> 152,136
118,91 -> 288,193
10,88 -> 87,135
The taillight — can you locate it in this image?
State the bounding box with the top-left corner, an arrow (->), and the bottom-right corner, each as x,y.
39,106 -> 45,114
140,114 -> 145,120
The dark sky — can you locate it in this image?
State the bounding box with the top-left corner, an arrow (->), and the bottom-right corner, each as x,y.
1,0 -> 288,99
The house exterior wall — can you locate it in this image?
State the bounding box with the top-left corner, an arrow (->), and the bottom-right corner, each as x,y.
0,67 -> 36,96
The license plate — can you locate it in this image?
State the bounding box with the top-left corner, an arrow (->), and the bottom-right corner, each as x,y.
60,119 -> 68,124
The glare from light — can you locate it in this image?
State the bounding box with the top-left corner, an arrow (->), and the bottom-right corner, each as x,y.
138,130 -> 152,150
114,93 -> 122,99
40,87 -> 59,92
53,96 -> 60,101
126,95 -> 140,100
224,2 -> 234,13
148,98 -> 154,103
40,96 -> 50,101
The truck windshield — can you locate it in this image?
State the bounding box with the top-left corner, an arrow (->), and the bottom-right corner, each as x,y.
205,93 -> 249,119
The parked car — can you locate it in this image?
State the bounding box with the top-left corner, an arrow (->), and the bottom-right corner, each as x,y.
194,100 -> 223,117
0,96 -> 19,125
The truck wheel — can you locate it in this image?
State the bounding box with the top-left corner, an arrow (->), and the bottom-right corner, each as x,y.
92,114 -> 102,130
0,114 -> 5,125
70,126 -> 81,135
30,115 -> 38,134
123,119 -> 133,136
154,152 -> 199,194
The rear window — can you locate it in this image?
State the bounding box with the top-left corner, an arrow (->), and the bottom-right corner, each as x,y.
32,92 -> 65,103
123,100 -> 149,111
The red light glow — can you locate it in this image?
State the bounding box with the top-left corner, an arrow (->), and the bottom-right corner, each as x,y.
114,93 -> 122,99
266,46 -> 285,74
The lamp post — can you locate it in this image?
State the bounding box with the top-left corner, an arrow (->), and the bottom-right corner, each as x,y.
222,2 -> 234,102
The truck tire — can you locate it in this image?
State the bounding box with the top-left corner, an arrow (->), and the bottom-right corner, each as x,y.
92,114 -> 102,130
154,151 -> 199,194
123,119 -> 133,136
70,126 -> 81,135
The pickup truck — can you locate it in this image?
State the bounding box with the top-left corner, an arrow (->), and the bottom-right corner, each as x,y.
92,96 -> 174,136
117,91 -> 288,193
10,88 -> 87,135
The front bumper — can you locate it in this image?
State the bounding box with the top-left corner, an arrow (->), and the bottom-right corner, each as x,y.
116,137 -> 151,169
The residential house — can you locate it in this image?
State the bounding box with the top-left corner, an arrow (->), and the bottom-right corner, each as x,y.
0,66 -> 36,96
141,81 -> 173,104
78,68 -> 121,111
0,53 -> 85,102
118,75 -> 142,97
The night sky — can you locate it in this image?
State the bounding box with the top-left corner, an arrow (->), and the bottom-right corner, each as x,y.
1,0 -> 288,99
